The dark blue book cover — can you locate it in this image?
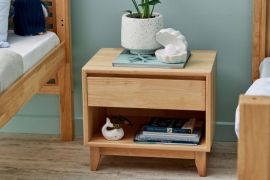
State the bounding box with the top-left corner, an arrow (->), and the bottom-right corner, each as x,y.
143,117 -> 191,134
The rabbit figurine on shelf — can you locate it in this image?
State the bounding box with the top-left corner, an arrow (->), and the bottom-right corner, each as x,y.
102,116 -> 132,141
102,117 -> 124,141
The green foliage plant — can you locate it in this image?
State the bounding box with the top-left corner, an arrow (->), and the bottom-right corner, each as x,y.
127,0 -> 161,18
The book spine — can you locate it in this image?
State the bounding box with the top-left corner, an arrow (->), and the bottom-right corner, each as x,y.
173,128 -> 191,134
134,139 -> 198,145
142,131 -> 198,138
143,126 -> 191,134
136,134 -> 200,143
143,126 -> 168,133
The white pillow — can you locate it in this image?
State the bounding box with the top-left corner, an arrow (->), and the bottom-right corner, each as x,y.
0,0 -> 11,48
260,57 -> 270,78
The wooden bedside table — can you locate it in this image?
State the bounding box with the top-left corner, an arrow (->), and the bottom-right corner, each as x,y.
82,48 -> 216,177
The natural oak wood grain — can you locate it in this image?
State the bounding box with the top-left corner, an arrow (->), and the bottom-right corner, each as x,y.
87,77 -> 206,111
82,48 -> 216,176
90,147 -> 101,171
82,49 -> 216,77
38,85 -> 60,94
89,130 -> 207,152
82,70 -> 90,145
0,0 -> 74,141
195,152 -> 208,177
205,63 -> 216,152
58,65 -> 74,141
238,96 -> 270,180
252,0 -> 270,80
99,147 -> 196,159
57,0 -> 74,141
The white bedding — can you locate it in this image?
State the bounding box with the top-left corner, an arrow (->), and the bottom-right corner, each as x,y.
0,31 -> 60,94
260,57 -> 270,78
0,49 -> 23,93
8,31 -> 60,72
235,78 -> 270,138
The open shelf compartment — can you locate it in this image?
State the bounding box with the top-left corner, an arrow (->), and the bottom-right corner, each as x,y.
86,107 -> 208,152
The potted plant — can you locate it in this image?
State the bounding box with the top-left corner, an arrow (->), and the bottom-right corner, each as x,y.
121,0 -> 164,54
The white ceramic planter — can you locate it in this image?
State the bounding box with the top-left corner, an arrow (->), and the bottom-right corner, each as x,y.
121,13 -> 164,54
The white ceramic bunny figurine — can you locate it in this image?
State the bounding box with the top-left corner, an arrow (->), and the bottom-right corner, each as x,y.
102,117 -> 124,141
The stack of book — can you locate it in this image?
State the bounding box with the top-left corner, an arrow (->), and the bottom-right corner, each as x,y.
112,50 -> 190,69
134,117 -> 204,145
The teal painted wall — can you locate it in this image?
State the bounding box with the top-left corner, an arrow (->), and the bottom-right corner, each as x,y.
1,0 -> 253,141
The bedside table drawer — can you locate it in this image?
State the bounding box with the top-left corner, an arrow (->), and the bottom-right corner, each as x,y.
87,77 -> 206,110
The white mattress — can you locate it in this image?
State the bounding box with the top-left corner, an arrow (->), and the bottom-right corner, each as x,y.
8,31 -> 60,72
0,49 -> 23,93
235,78 -> 270,138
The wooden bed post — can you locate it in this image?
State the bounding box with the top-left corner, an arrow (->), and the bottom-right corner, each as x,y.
237,0 -> 270,179
252,0 -> 270,80
238,96 -> 270,180
56,0 -> 74,141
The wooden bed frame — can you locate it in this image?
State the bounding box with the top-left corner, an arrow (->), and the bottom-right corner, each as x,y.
0,0 -> 74,141
238,0 -> 270,179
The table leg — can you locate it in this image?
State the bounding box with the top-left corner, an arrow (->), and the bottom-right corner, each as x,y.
195,152 -> 207,177
90,147 -> 101,171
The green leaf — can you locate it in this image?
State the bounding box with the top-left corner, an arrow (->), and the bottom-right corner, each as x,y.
131,0 -> 142,17
125,10 -> 132,14
139,0 -> 161,6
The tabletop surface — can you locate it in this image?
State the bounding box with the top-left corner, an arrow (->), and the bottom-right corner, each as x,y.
83,48 -> 217,77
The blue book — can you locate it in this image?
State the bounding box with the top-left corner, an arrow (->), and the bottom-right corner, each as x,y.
136,131 -> 201,143
134,139 -> 199,146
143,126 -> 191,134
112,50 -> 190,69
143,117 -> 192,134
134,132 -> 200,145
134,121 -> 204,145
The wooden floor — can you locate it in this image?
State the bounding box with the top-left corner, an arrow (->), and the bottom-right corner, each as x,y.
0,133 -> 236,180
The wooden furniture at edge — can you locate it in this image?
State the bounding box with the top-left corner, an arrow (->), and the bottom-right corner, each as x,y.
238,0 -> 270,179
82,48 -> 217,177
0,0 -> 74,141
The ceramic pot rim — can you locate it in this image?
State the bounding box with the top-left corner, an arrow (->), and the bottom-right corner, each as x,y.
122,12 -> 163,21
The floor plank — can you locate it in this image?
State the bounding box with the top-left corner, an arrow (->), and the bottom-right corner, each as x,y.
0,133 -> 236,180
